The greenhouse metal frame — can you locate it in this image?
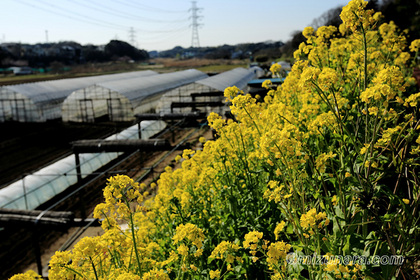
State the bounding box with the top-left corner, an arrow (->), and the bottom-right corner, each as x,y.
0,67 -> 262,211
156,67 -> 263,114
0,70 -> 158,122
62,69 -> 208,122
0,120 -> 166,210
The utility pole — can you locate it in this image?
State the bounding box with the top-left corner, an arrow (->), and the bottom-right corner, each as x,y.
45,30 -> 48,43
189,1 -> 202,48
128,27 -> 137,47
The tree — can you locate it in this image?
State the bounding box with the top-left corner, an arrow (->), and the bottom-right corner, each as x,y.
311,6 -> 343,29
104,40 -> 149,61
380,0 -> 420,42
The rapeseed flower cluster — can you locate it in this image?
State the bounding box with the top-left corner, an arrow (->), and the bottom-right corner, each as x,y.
243,231 -> 263,255
14,1 -> 419,279
172,223 -> 205,257
323,256 -> 362,280
9,270 -> 42,280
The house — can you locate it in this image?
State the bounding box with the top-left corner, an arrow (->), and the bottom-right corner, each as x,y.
9,66 -> 33,75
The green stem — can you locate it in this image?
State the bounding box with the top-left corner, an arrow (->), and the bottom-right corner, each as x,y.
311,81 -> 358,149
61,265 -> 86,279
361,26 -> 368,92
90,256 -> 99,280
130,210 -> 142,276
360,23 -> 370,145
243,106 -> 262,137
366,114 -> 383,179
362,209 -> 368,239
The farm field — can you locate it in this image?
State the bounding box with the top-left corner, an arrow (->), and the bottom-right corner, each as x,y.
0,58 -> 249,86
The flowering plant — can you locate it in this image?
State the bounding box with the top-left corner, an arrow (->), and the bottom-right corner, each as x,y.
17,1 -> 420,279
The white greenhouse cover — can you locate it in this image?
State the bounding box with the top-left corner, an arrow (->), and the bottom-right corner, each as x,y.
0,70 -> 158,122
0,120 -> 166,210
196,67 -> 258,92
62,69 -> 208,122
156,67 -> 260,114
90,69 -> 208,103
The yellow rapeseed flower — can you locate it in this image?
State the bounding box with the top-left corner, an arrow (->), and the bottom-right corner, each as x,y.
315,151 -> 336,173
318,67 -> 338,91
262,79 -> 273,89
274,221 -> 286,240
172,223 -> 205,249
340,0 -> 370,32
332,195 -> 338,206
243,231 -> 263,250
141,268 -> 170,280
9,270 -> 42,280
300,208 -> 328,232
404,92 -> 420,107
302,26 -> 314,39
177,244 -> 189,256
266,241 -> 292,265
209,269 -> 221,279
115,272 -> 141,280
209,240 -> 240,261
360,143 -> 370,155
410,39 -> 420,52
224,86 -> 243,101
270,63 -> 282,75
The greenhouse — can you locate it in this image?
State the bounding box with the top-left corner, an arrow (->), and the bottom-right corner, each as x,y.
0,70 -> 158,122
156,67 -> 263,114
62,69 -> 208,122
0,120 -> 166,210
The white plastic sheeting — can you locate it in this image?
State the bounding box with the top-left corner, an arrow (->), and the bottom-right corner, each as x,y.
0,120 -> 166,210
196,67 -> 262,92
156,67 -> 260,114
0,70 -> 158,122
62,69 -> 208,122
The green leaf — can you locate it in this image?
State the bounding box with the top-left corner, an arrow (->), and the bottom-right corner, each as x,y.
287,222 -> 294,235
343,235 -> 351,255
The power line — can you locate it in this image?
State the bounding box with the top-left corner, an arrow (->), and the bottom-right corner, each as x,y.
138,27 -> 190,47
113,0 -> 187,14
15,0 -> 192,49
16,0 -> 189,41
16,0 -> 128,31
70,0 -> 188,23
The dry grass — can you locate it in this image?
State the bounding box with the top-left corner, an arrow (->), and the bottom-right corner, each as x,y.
153,58 -> 246,69
0,59 -> 250,85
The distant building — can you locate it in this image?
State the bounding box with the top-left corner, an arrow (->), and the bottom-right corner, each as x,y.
9,66 -> 32,75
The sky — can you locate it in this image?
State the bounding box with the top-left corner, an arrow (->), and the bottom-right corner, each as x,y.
0,0 -> 350,52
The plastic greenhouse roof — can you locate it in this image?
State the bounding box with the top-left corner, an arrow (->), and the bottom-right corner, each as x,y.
93,69 -> 208,102
1,70 -> 158,105
0,121 -> 166,210
195,67 -> 257,92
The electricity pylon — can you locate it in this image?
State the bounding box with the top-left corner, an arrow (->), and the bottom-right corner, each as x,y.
190,1 -> 202,48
